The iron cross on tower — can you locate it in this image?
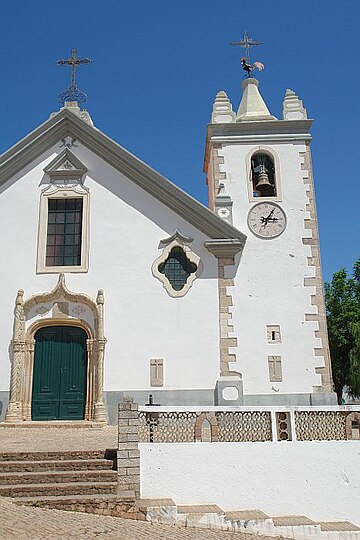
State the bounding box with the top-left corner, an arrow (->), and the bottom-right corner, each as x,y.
230,31 -> 265,78
57,48 -> 92,105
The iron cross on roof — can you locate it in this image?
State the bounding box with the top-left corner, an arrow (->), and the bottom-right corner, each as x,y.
57,48 -> 92,105
230,31 -> 263,63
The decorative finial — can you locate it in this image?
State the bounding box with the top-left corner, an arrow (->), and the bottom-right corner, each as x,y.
231,31 -> 265,78
57,48 -> 92,105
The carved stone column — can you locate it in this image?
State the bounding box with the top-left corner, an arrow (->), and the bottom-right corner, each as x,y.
22,339 -> 35,421
85,339 -> 94,420
6,290 -> 26,422
93,289 -> 107,422
93,338 -> 107,422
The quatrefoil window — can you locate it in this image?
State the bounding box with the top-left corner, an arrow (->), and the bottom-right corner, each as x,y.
152,234 -> 200,297
158,247 -> 197,292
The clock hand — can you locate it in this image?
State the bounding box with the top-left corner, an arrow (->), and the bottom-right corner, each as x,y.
261,209 -> 274,227
264,208 -> 275,224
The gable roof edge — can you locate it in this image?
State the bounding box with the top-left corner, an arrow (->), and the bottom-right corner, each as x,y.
0,110 -> 247,244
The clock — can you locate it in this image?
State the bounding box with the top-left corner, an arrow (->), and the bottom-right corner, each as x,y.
247,202 -> 286,238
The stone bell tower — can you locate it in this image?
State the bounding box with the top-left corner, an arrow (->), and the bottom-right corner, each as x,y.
204,74 -> 336,406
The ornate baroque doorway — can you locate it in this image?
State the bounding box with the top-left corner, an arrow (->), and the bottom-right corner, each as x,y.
5,274 -> 107,423
32,326 -> 87,421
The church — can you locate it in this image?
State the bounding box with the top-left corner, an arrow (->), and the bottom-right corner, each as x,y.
0,48 -> 337,425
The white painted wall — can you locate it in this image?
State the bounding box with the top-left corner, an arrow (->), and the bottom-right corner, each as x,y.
0,140 -> 220,394
217,141 -> 322,395
141,441 -> 360,525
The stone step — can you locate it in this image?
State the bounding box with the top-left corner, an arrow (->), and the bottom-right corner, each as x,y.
0,421 -> 106,429
225,509 -> 271,521
13,494 -> 146,520
0,458 -> 114,473
0,469 -> 117,485
142,503 -> 360,538
318,521 -> 360,532
272,515 -> 317,526
0,481 -> 117,498
13,493 -> 121,504
177,504 -> 223,514
0,450 -> 108,462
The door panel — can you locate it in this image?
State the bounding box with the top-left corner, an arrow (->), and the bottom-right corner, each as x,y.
31,326 -> 87,421
59,327 -> 87,419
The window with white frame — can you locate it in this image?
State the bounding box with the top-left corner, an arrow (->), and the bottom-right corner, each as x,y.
37,188 -> 90,273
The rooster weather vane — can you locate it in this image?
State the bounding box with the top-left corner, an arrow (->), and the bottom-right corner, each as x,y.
231,31 -> 265,78
57,48 -> 92,105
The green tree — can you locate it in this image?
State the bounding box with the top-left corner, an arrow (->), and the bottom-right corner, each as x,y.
325,259 -> 360,403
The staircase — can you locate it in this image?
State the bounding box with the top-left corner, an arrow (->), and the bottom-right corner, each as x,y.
0,450 -> 144,519
139,500 -> 360,540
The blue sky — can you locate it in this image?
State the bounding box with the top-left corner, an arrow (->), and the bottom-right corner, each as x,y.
0,0 -> 359,282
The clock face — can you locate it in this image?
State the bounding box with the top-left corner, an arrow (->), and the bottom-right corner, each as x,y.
247,202 -> 286,238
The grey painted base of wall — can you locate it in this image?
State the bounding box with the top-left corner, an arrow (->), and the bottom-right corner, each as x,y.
310,391 -> 338,406
244,393 -> 312,406
0,391 -> 9,422
104,390 -> 215,425
0,389 -> 338,425
103,389 -> 338,425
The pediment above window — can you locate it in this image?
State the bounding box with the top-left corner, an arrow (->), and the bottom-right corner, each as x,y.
159,230 -> 194,248
44,148 -> 88,184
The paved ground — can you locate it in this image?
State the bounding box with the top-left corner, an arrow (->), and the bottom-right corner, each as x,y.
0,427 -> 285,539
0,425 -> 118,452
0,497 -> 282,540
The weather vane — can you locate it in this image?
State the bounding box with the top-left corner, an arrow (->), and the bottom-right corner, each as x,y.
230,31 -> 265,78
57,48 -> 92,105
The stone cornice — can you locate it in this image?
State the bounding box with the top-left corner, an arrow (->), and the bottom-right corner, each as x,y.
203,119 -> 313,171
0,110 -> 247,244
204,239 -> 244,258
207,119 -> 313,138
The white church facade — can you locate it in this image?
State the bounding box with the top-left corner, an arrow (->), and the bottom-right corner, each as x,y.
0,73 -> 337,425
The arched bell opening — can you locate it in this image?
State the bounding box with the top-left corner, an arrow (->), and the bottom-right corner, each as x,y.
251,152 -> 276,198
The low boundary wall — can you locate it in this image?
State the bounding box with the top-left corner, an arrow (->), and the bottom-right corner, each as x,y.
140,441 -> 360,526
117,399 -> 360,526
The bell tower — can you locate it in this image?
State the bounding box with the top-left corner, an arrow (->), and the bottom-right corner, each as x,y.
204,69 -> 336,406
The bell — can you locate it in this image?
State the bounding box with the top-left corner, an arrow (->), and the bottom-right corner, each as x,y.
255,171 -> 274,196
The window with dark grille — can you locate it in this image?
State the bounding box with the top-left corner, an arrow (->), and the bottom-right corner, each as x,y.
45,198 -> 83,267
158,246 -> 197,291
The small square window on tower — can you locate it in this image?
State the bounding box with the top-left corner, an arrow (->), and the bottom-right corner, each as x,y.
266,325 -> 281,344
150,359 -> 164,387
268,355 -> 282,382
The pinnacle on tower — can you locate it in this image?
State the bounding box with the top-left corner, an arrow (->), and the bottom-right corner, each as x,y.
211,91 -> 235,124
236,78 -> 277,122
282,88 -> 308,120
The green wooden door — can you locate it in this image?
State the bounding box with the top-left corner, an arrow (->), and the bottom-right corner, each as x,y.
31,326 -> 87,421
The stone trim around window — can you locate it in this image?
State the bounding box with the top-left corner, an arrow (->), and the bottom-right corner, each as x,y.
152,235 -> 200,298
36,185 -> 90,274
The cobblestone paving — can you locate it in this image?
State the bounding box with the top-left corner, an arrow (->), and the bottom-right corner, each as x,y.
0,498 -> 283,540
0,426 -> 118,452
0,428 -> 285,539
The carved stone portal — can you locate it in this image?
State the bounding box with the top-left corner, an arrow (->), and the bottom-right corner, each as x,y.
5,274 -> 107,423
